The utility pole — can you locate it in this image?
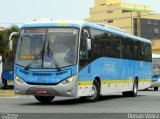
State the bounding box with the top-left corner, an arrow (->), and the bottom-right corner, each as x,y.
137,11 -> 141,37
131,11 -> 133,35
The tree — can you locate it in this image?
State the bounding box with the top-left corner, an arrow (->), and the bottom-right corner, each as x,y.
0,25 -> 19,60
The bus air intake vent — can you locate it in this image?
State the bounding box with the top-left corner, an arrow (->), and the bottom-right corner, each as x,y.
32,73 -> 52,76
20,70 -> 29,75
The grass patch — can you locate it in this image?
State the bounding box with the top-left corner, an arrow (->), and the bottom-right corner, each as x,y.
0,89 -> 17,97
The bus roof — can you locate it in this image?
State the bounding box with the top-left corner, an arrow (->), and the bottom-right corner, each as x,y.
22,20 -> 151,44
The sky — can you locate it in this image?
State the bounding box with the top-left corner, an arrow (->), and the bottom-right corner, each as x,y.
0,0 -> 160,27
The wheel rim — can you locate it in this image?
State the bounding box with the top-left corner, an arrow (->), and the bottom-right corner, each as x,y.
90,85 -> 97,97
134,82 -> 138,94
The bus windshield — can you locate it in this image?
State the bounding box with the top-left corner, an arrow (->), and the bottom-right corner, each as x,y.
153,58 -> 160,76
15,28 -> 79,69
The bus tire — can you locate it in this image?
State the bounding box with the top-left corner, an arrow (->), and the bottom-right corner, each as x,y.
1,79 -> 7,89
123,79 -> 138,97
154,87 -> 158,91
34,96 -> 55,103
80,80 -> 100,102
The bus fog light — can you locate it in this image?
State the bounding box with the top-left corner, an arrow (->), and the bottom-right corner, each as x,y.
61,75 -> 77,85
66,89 -> 74,95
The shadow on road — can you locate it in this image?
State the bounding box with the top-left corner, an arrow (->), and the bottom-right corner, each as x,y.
22,94 -> 144,106
141,88 -> 158,91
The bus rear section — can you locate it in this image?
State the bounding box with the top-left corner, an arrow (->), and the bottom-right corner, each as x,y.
77,25 -> 152,100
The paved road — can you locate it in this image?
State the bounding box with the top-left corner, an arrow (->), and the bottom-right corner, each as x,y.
0,89 -> 160,113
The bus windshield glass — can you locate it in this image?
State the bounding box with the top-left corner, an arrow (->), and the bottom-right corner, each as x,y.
153,58 -> 160,76
15,28 -> 79,69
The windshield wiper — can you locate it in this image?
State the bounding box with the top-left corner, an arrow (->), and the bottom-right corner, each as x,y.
24,50 -> 43,70
24,39 -> 61,71
47,43 -> 61,71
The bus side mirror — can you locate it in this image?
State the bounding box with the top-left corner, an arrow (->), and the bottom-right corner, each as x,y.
82,29 -> 91,50
86,38 -> 91,50
9,32 -> 19,51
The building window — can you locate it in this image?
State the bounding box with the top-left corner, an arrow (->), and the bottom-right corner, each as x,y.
101,4 -> 106,6
148,20 -> 151,24
153,28 -> 159,34
107,11 -> 113,13
148,29 -> 152,33
122,10 -> 131,13
153,20 -> 158,25
107,20 -> 113,23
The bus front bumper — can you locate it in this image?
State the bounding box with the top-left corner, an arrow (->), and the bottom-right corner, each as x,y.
14,75 -> 78,97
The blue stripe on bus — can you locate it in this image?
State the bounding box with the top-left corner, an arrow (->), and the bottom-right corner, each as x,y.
78,57 -> 152,82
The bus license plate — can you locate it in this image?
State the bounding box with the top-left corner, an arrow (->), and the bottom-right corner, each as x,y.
36,89 -> 48,94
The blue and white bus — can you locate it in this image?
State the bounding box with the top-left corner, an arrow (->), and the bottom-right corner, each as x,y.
1,54 -> 14,89
0,56 -> 2,85
11,20 -> 152,103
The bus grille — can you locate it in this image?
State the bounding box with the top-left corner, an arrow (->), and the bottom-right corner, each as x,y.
32,73 -> 52,76
20,70 -> 29,75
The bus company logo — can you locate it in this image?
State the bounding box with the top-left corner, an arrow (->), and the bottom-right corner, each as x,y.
1,113 -> 19,119
104,61 -> 116,72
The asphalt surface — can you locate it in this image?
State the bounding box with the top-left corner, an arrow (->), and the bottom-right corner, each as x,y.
0,89 -> 160,114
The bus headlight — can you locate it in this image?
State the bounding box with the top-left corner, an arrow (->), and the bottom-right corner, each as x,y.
61,75 -> 77,85
15,75 -> 24,83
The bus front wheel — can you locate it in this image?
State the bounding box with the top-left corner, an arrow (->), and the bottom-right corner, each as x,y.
1,79 -> 7,89
80,80 -> 100,102
34,96 -> 55,103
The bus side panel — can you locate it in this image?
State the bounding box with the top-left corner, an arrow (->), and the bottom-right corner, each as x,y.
78,57 -> 152,97
138,61 -> 152,90
77,65 -> 93,97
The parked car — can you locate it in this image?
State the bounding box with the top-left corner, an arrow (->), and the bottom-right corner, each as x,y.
152,74 -> 160,91
151,54 -> 160,91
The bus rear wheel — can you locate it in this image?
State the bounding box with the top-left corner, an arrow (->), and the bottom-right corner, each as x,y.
123,79 -> 138,97
80,80 -> 100,102
34,96 -> 55,103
